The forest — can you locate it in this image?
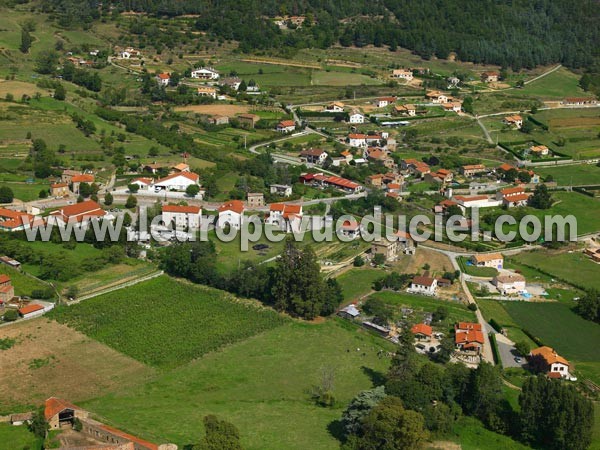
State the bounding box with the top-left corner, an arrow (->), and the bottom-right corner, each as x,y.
36,0 -> 600,70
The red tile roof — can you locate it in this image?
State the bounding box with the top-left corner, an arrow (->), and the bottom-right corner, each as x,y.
411,323 -> 432,336
412,276 -> 436,287
162,205 -> 201,214
44,397 -> 82,421
155,171 -> 199,184
219,200 -> 245,214
156,73 -> 170,80
54,200 -> 105,222
501,186 -> 525,195
278,120 -> 295,127
348,133 -> 367,139
455,322 -> 482,331
0,274 -> 10,284
51,182 -> 68,188
19,303 -> 44,315
98,424 -> 159,450
530,346 -> 570,367
455,330 -> 484,345
71,174 -> 95,183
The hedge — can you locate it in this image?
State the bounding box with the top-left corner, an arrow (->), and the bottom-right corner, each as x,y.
489,332 -> 502,367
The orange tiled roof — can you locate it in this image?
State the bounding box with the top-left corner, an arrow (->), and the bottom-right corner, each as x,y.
411,323 -> 432,336
219,200 -> 245,214
530,346 -> 569,367
44,397 -> 82,421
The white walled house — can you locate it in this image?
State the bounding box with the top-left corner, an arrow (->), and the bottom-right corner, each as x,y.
162,205 -> 202,229
492,273 -> 526,295
217,200 -> 245,230
348,110 -> 365,124
265,203 -> 303,233
409,276 -> 438,295
530,346 -> 571,379
155,73 -> 170,86
391,69 -> 413,81
348,133 -> 367,148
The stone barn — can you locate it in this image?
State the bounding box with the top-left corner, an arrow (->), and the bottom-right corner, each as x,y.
44,397 -> 89,430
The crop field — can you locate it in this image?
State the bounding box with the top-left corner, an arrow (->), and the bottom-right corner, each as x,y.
174,104 -> 250,115
502,302 -> 600,378
476,299 -> 537,347
82,319 -> 394,450
69,262 -> 158,296
311,70 -> 382,86
511,248 -> 600,290
0,318 -> 153,412
49,276 -> 288,368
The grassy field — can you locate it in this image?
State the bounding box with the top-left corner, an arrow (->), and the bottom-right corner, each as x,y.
458,256 -> 499,277
0,264 -> 53,298
517,67 -> 585,99
0,423 -> 42,450
448,417 -> 531,450
82,319 -> 393,450
536,164 -> 600,186
336,268 -> 383,301
49,276 -> 287,368
511,248 -> 600,290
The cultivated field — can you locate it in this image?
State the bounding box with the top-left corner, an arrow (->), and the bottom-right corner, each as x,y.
502,301 -> 600,384
0,319 -> 153,413
174,104 -> 250,115
49,276 -> 287,368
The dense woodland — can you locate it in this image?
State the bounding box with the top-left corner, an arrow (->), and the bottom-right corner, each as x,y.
36,0 -> 600,71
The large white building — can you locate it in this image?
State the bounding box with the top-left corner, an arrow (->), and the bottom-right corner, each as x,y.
217,200 -> 245,230
154,172 -> 201,193
162,205 -> 202,229
190,67 -> 220,80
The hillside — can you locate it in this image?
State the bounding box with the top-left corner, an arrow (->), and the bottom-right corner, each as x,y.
34,0 -> 600,70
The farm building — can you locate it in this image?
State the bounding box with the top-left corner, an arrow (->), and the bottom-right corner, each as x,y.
18,303 -> 45,319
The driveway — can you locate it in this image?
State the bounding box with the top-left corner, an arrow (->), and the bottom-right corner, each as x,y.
495,333 -> 526,368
